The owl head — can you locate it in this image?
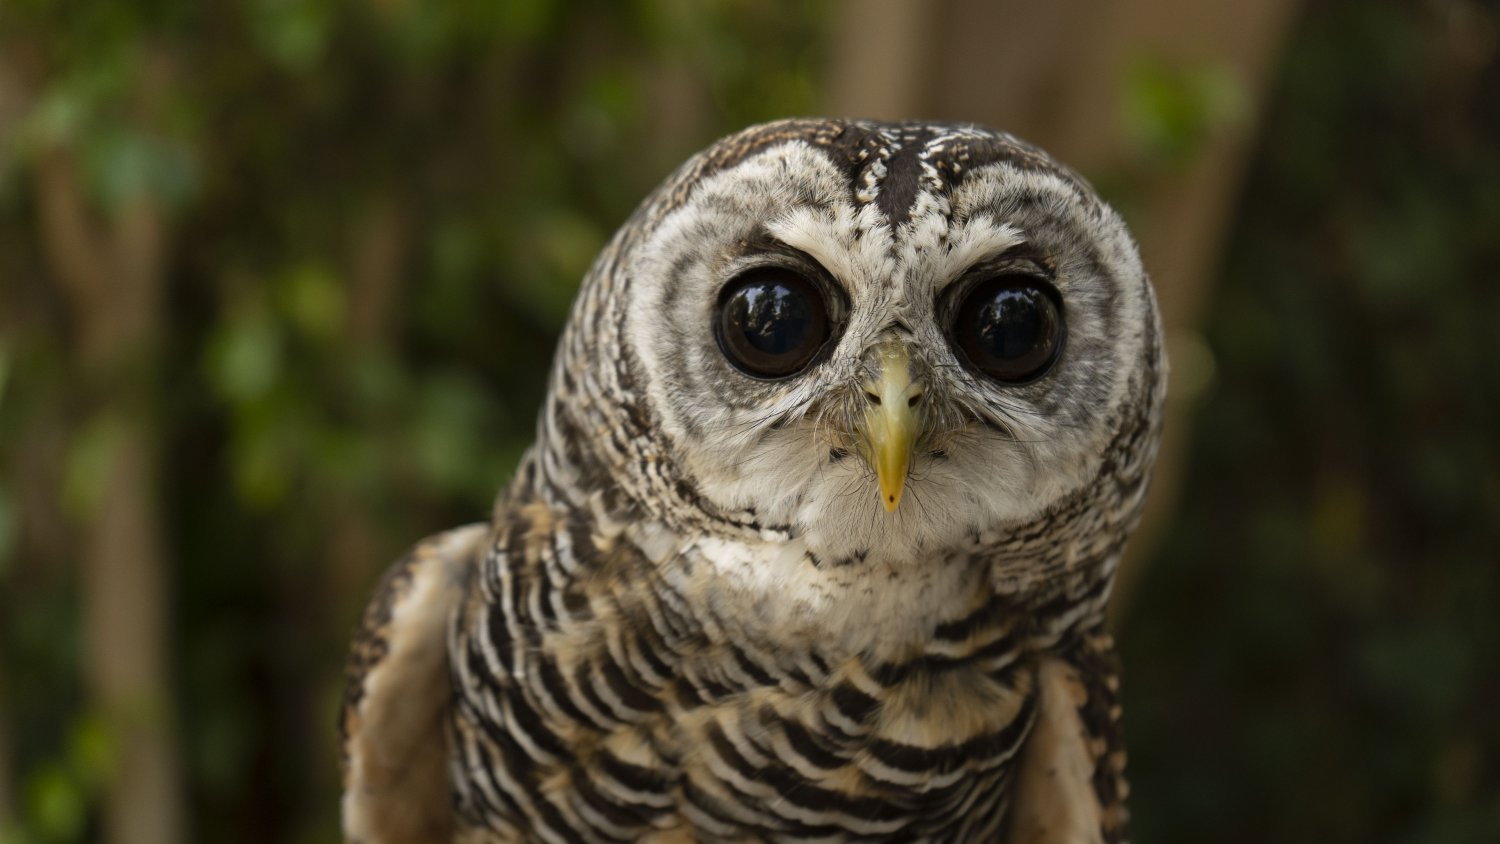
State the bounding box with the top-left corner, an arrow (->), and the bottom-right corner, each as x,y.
536,119 -> 1164,576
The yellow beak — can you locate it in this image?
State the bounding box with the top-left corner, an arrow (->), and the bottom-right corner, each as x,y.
860,345 -> 922,512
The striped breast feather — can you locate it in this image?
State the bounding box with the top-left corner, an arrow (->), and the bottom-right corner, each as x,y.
443,499 -> 1110,843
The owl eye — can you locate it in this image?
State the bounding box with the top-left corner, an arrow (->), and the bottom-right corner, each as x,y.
952,275 -> 1065,384
715,268 -> 832,379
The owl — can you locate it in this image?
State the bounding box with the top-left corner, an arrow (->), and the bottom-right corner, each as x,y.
340,119 -> 1165,843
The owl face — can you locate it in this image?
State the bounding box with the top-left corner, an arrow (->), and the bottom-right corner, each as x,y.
555,121 -> 1160,569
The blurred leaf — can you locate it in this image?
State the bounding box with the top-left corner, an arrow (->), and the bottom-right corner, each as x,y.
205,303 -> 283,404
83,128 -> 198,209
61,411 -> 124,520
535,212 -> 603,299
274,262 -> 345,343
249,0 -> 332,71
229,413 -> 298,509
67,712 -> 117,788
314,424 -> 380,490
410,370 -> 507,497
22,87 -> 87,151
1123,55 -> 1249,167
348,351 -> 403,409
24,763 -> 85,842
492,0 -> 560,40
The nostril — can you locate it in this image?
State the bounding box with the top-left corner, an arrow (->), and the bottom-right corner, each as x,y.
864,391 -> 882,406
907,393 -> 922,408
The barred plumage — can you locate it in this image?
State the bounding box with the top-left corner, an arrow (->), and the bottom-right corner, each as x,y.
342,119 -> 1164,843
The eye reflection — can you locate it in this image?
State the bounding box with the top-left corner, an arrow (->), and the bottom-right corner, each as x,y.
716,269 -> 831,379
952,276 -> 1065,384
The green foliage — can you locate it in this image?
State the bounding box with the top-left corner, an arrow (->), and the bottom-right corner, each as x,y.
60,413 -> 125,522
1121,2 -> 1500,841
1,714 -> 115,844
1124,54 -> 1248,168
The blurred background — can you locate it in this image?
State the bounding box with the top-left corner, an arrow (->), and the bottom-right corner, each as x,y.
0,0 -> 1496,841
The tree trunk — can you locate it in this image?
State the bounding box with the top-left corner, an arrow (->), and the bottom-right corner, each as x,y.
0,660 -> 12,831
0,57 -> 22,836
34,142 -> 186,844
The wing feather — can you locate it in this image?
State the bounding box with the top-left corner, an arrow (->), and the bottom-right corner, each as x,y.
340,524 -> 489,844
1007,629 -> 1129,844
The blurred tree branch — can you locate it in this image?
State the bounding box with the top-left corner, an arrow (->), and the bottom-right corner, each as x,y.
0,55 -> 30,835
327,196 -> 412,604
0,665 -> 11,835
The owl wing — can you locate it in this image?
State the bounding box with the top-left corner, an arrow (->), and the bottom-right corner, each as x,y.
339,524 -> 489,844
1007,627 -> 1130,844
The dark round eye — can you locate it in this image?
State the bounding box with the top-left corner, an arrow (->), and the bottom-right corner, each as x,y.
952,276 -> 1065,383
715,268 -> 831,379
